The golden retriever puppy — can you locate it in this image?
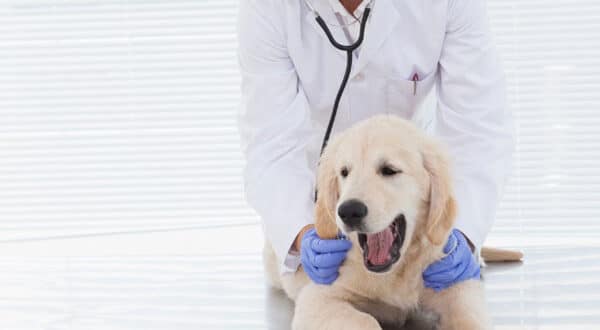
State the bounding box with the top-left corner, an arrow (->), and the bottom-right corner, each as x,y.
264,115 -> 491,330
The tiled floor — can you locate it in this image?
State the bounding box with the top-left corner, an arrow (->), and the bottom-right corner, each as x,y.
1,225 -> 599,330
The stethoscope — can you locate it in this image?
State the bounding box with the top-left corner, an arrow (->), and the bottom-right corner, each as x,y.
304,0 -> 373,154
305,0 -> 373,202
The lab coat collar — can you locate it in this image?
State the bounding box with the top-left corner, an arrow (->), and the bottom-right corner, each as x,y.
304,0 -> 401,78
351,0 -> 400,78
327,0 -> 369,18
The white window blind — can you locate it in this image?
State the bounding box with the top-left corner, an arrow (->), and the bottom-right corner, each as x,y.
1,0 -> 599,246
486,0 -> 600,247
0,0 -> 253,242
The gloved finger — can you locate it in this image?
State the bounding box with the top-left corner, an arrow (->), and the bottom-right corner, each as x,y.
301,252 -> 318,274
336,232 -> 348,240
423,261 -> 464,283
443,230 -> 458,254
424,261 -> 481,291
423,279 -> 445,291
300,239 -> 314,255
313,251 -> 348,268
312,265 -> 338,278
311,238 -> 352,253
301,232 -> 317,247
423,252 -> 456,276
425,256 -> 464,277
312,271 -> 339,285
455,256 -> 481,279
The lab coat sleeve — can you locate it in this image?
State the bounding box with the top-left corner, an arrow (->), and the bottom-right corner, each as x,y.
237,0 -> 315,273
434,0 -> 514,249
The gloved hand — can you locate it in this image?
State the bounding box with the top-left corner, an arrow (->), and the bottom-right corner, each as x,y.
300,227 -> 352,285
423,229 -> 481,292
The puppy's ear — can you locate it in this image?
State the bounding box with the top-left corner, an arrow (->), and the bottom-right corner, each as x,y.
314,146 -> 341,240
422,141 -> 457,245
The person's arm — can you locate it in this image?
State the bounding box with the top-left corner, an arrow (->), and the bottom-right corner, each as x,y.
434,0 -> 514,251
422,0 -> 512,291
237,0 -> 315,273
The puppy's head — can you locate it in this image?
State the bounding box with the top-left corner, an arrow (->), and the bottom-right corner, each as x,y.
315,115 -> 456,273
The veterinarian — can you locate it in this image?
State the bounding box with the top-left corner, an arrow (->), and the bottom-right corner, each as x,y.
237,0 -> 513,289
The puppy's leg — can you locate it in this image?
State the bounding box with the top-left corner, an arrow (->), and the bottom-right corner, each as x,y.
420,280 -> 491,330
280,268 -> 310,301
262,242 -> 283,290
293,284 -> 382,330
263,242 -> 310,301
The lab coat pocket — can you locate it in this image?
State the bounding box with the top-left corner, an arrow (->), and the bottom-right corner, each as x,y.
385,71 -> 437,117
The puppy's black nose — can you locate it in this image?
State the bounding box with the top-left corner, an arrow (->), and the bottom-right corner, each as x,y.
338,199 -> 368,228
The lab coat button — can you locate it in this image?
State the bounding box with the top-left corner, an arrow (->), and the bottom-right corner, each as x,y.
354,73 -> 364,81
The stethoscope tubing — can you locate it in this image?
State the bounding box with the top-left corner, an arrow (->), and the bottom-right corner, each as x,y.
316,6 -> 371,154
310,3 -> 372,202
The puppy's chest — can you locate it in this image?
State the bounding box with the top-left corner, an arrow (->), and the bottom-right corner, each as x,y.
350,291 -> 441,329
340,257 -> 423,308
341,277 -> 422,314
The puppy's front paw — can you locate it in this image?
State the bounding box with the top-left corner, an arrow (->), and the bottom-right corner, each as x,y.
293,303 -> 383,330
349,314 -> 382,330
293,313 -> 382,330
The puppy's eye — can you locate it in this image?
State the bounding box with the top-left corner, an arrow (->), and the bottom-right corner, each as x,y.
340,167 -> 349,178
380,165 -> 401,177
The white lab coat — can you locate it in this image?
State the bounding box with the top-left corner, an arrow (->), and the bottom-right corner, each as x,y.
237,0 -> 514,273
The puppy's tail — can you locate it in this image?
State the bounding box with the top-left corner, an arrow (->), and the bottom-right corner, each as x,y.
481,246 -> 523,262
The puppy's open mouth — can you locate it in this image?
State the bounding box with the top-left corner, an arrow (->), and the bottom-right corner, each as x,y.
357,215 -> 406,273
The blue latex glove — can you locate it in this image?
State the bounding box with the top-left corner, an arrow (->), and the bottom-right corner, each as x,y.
423,229 -> 481,292
300,228 -> 352,285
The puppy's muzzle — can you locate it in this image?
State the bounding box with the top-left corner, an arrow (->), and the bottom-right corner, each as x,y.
338,199 -> 368,228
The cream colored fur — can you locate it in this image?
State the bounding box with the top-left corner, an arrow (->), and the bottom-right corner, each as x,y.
263,115 -> 505,329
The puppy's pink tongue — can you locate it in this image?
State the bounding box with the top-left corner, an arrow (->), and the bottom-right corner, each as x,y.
366,227 -> 394,265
